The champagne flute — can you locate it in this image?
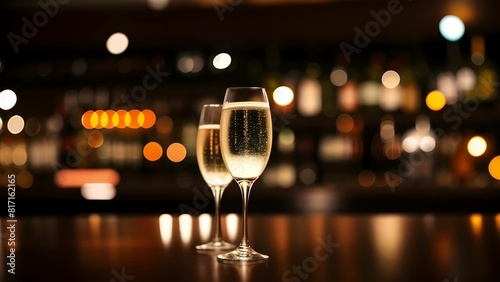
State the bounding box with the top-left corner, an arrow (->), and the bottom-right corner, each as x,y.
196,104 -> 236,250
217,87 -> 272,263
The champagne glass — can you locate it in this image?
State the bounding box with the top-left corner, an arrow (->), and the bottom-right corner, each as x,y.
196,104 -> 236,250
217,87 -> 272,263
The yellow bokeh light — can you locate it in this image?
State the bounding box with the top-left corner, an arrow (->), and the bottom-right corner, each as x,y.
100,111 -> 109,128
90,111 -> 99,129
124,111 -> 132,128
137,111 -> 145,127
467,136 -> 487,157
273,86 -> 294,106
143,142 -> 163,161
425,90 -> 447,111
167,142 -> 187,163
488,156 -> 500,180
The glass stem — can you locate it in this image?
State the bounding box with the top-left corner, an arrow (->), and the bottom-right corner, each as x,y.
238,180 -> 253,248
211,186 -> 224,243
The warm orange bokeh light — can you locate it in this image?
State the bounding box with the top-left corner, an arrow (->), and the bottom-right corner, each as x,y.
116,110 -> 128,129
128,109 -> 141,129
167,143 -> 187,163
336,113 -> 354,134
141,109 -> 156,129
143,142 -> 163,161
88,130 -> 104,148
488,156 -> 500,180
82,110 -> 94,129
104,110 -> 116,129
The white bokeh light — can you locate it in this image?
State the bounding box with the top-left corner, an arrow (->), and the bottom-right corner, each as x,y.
439,15 -> 465,42
273,86 -> 294,106
419,135 -> 436,152
106,32 -> 129,55
402,136 -> 419,153
468,136 -> 487,157
0,89 -> 17,110
212,53 -> 231,70
81,183 -> 116,200
7,115 -> 24,134
381,70 -> 400,89
330,68 -> 348,87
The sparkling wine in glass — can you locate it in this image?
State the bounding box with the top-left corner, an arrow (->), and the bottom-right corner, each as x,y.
217,87 -> 272,264
196,104 -> 236,250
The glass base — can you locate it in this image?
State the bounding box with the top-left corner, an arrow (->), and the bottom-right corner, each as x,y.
217,245 -> 269,264
196,240 -> 236,251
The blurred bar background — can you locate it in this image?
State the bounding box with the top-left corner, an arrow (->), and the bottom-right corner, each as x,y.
0,0 -> 499,214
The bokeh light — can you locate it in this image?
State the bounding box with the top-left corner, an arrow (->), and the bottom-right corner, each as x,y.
402,136 -> 419,153
299,168 -> 316,185
330,68 -> 348,87
81,183 -> 116,200
25,117 -> 41,136
106,32 -> 129,55
167,142 -> 187,163
278,128 -> 295,153
116,110 -> 128,129
439,15 -> 465,42
489,156 -> 500,180
82,110 -> 93,129
471,52 -> 485,66
12,145 -> 27,166
426,90 -> 447,111
358,170 -> 376,187
147,0 -> 170,11
128,109 -> 141,129
381,70 -> 400,89
140,109 -> 156,129
212,53 -> 231,70
7,115 -> 25,134
17,170 -> 33,188
273,86 -> 294,106
467,136 -> 487,157
88,130 -> 104,148
336,114 -> 354,134
143,142 -> 163,161
0,117 -> 3,132
419,135 -> 436,152
156,115 -> 173,134
0,89 -> 17,110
